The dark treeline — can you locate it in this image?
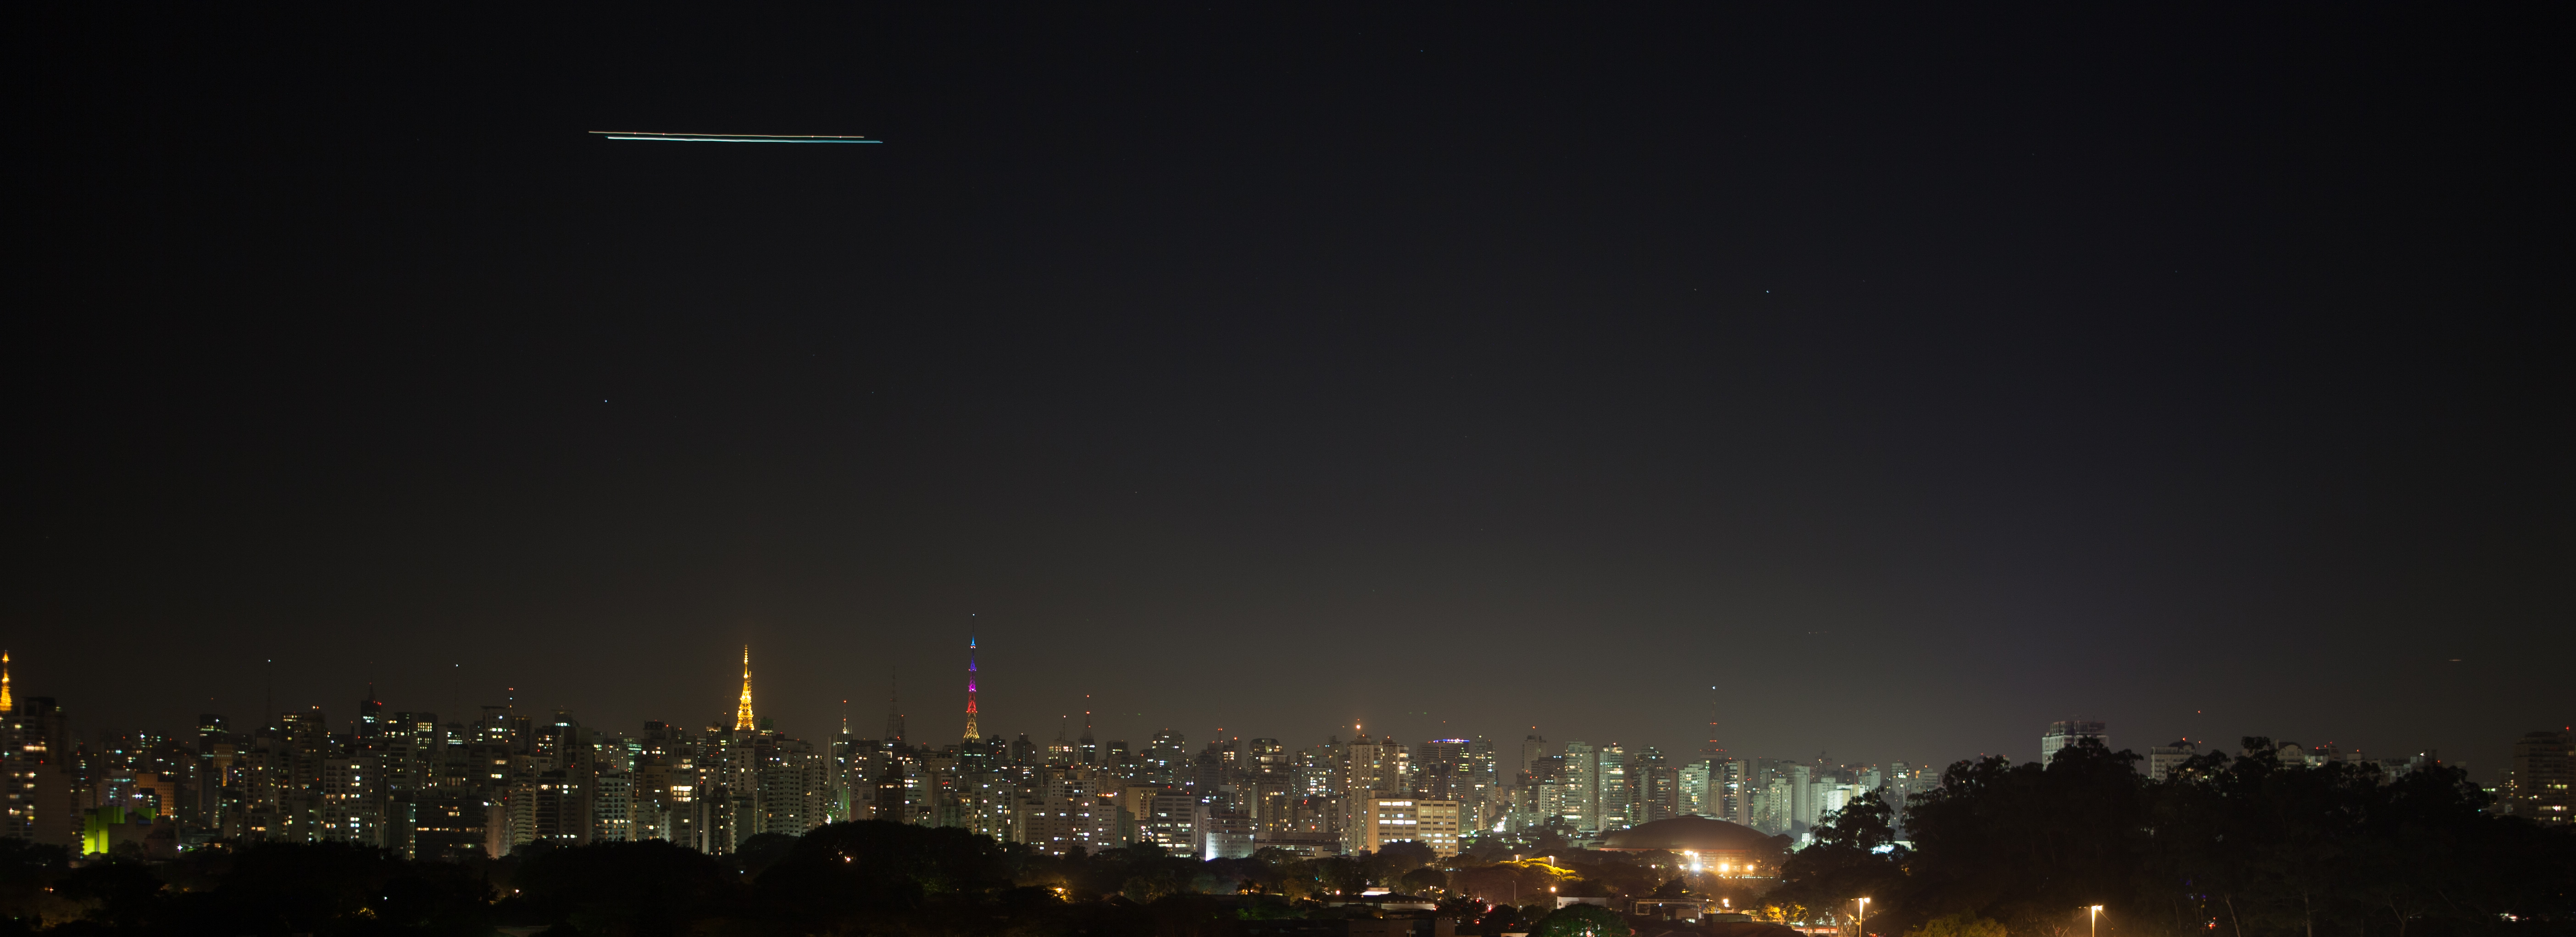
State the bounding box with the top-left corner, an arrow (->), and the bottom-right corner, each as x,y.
1,826 -> 1616,937
1771,739 -> 2576,937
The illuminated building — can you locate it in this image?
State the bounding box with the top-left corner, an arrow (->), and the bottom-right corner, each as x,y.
1012,771 -> 1118,854
3,688 -> 76,847
1560,741 -> 1597,832
2148,740 -> 2199,781
1416,737 -> 1500,833
1142,730 -> 1186,786
593,770 -> 634,843
1347,797 -> 1461,857
318,756 -> 384,848
412,793 -> 489,862
1204,809 -> 1257,859
1344,729 -> 1408,799
1678,760 -> 1710,816
1715,758 -> 1749,825
1134,787 -> 1204,853
2041,720 -> 2107,766
2507,728 -> 2572,825
1596,743 -> 1633,830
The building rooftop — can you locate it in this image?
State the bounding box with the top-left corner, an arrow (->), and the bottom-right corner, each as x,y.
1595,815 -> 1782,853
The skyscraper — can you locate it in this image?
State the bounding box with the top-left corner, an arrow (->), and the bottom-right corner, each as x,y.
1415,739 -> 1470,799
2041,720 -> 2107,765
1561,741 -> 1596,832
962,636 -> 980,741
1344,729 -> 1407,798
2148,740 -> 2199,781
2507,728 -> 2572,825
883,676 -> 905,745
733,646 -> 756,732
1078,709 -> 1097,767
1703,685 -> 1727,763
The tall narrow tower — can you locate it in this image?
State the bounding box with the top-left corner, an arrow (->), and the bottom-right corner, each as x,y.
1,651 -> 13,713
1703,685 -> 1727,761
884,671 -> 905,744
962,635 -> 980,741
734,645 -> 757,731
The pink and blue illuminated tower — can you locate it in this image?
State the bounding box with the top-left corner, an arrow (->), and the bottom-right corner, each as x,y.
962,635 -> 979,740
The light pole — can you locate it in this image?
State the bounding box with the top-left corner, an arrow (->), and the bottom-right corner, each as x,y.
2090,905 -> 2104,937
1856,898 -> 1870,937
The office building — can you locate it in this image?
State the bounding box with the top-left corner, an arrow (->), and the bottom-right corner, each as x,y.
2506,729 -> 2572,825
2041,720 -> 2108,766
1347,797 -> 1461,857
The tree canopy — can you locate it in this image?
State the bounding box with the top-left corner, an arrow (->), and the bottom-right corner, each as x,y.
1770,738 -> 2576,937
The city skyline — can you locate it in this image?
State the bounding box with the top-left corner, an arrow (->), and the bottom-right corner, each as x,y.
0,643 -> 2502,787
15,635 -> 2551,869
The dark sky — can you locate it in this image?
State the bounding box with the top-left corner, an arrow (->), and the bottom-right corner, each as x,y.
7,6 -> 2566,776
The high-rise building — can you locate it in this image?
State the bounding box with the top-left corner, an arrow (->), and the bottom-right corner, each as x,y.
1462,737 -> 1498,833
1344,731 -> 1407,798
1560,742 -> 1596,832
1716,758 -> 1749,824
2506,728 -> 2572,825
1247,738 -> 1287,776
1415,739 -> 1469,800
1702,686 -> 1728,765
1596,743 -> 1632,830
1787,764 -> 1814,832
357,685 -> 385,747
1347,796 -> 1462,857
883,678 -> 905,744
1636,747 -> 1678,823
1294,742 -> 1336,798
2041,720 -> 2107,766
1133,788 -> 1203,854
1519,734 -> 1549,777
1678,760 -> 1711,816
2148,740 -> 2200,781
3,691 -> 76,847
1144,731 -> 1186,786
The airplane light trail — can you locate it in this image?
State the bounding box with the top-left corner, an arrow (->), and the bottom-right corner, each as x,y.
589,132 -> 879,143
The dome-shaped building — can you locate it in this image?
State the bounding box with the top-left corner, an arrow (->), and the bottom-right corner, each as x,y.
1595,815 -> 1787,877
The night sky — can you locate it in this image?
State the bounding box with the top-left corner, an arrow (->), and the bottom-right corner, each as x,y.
8,6 -> 2566,776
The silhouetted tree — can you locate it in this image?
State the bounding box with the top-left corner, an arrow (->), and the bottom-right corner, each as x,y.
1771,786 -> 1906,929
1532,904 -> 1632,937
52,858 -> 163,930
752,820 -> 1015,933
1895,739 -> 2148,937
511,839 -> 733,937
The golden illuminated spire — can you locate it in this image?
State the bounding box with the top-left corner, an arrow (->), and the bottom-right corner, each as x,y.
734,645 -> 757,731
1,651 -> 13,713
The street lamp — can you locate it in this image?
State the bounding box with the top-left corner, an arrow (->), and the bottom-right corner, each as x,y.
2090,905 -> 2104,937
1857,898 -> 1871,937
